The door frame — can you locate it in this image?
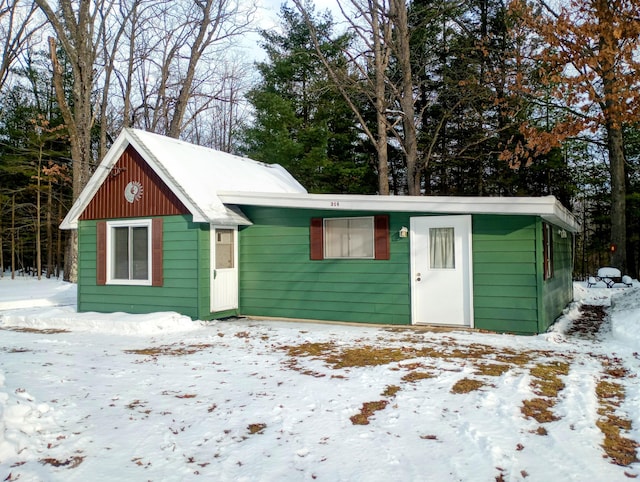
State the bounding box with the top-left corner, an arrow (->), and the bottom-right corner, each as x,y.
409,215 -> 474,327
210,225 -> 239,313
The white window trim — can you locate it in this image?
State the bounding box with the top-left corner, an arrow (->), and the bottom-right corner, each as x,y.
106,219 -> 153,286
323,216 -> 375,259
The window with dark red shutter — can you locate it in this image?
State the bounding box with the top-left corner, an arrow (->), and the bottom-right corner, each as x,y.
96,218 -> 162,286
310,215 -> 389,260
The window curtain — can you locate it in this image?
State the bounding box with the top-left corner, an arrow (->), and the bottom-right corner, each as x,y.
430,227 -> 455,269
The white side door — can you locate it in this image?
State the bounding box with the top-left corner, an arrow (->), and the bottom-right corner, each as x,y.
410,216 -> 473,326
210,226 -> 238,312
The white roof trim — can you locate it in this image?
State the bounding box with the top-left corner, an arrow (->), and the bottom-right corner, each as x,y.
217,191 -> 580,232
61,128 -> 305,229
60,129 -> 219,229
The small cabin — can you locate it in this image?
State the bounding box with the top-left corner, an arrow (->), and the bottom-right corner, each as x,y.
61,129 -> 579,335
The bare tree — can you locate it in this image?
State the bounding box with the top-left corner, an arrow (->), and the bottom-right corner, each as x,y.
184,57 -> 252,152
295,0 -> 423,195
293,0 -> 392,194
388,0 -> 419,194
108,0 -> 255,139
0,0 -> 45,93
35,0 -> 116,281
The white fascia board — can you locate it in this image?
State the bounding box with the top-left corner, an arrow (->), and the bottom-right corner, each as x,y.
60,131 -> 132,229
61,129 -> 221,229
217,191 -> 579,232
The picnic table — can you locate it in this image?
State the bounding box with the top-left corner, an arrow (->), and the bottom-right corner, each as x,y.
587,267 -> 633,288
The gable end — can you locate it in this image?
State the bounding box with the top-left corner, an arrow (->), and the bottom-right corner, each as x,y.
80,145 -> 189,220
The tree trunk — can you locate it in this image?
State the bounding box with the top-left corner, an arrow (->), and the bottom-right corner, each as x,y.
36,146 -> 42,280
56,200 -> 63,278
46,178 -> 53,278
607,125 -> 626,271
391,0 -> 418,194
0,215 -> 3,277
11,193 -> 15,280
168,0 -> 214,138
64,229 -> 77,282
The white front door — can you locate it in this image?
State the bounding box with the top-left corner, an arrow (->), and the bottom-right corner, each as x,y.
410,216 -> 473,326
210,226 -> 238,312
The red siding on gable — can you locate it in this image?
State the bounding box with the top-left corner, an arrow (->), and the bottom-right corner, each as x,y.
80,145 -> 189,220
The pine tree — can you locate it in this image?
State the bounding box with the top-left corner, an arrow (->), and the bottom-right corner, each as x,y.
242,6 -> 376,193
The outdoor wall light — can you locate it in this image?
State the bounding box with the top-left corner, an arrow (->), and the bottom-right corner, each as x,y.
399,226 -> 408,238
558,229 -> 567,238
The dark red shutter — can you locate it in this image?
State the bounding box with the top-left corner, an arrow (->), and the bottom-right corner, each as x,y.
96,221 -> 107,285
310,218 -> 324,260
152,218 -> 163,286
374,215 -> 390,260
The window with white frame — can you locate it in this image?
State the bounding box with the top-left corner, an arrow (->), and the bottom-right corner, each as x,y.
323,217 -> 374,259
107,219 -> 152,284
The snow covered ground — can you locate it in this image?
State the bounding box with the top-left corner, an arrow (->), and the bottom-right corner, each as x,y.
1,275 -> 639,481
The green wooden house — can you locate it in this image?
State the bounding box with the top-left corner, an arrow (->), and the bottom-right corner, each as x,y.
61,129 -> 579,335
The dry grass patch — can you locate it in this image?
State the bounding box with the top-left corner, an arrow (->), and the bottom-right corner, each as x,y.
283,340 -> 536,371
451,378 -> 484,394
595,374 -> 638,466
282,342 -> 435,368
530,361 -> 569,397
124,343 -> 214,357
350,400 -> 389,425
381,385 -> 401,397
520,360 -> 569,430
247,423 -> 267,434
521,397 -> 559,423
40,456 -> 84,468
3,327 -> 69,334
402,371 -> 435,383
474,363 -> 511,377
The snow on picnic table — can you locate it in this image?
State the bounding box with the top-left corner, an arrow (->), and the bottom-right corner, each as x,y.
0,275 -> 639,481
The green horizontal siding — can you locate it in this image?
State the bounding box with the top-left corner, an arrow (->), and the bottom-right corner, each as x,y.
77,215 -> 210,319
539,220 -> 574,332
238,207 -> 411,325
472,215 -> 540,334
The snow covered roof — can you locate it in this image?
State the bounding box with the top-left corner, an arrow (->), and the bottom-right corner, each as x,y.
60,128 -> 307,229
217,191 -> 580,232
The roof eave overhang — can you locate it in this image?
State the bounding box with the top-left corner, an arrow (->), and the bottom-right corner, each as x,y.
217,192 -> 580,233
60,128 -> 206,229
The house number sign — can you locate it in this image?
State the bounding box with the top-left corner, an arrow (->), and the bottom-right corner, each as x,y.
124,181 -> 143,203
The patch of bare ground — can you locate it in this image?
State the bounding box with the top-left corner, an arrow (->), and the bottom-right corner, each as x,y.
350,400 -> 389,425
521,361 -> 569,429
596,358 -> 638,466
474,363 -> 511,377
40,456 -> 84,468
381,385 -> 401,397
123,343 -> 214,357
281,340 -> 540,371
451,378 -> 485,394
247,423 -> 267,434
2,327 -> 69,334
402,371 -> 435,383
567,305 -> 608,339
